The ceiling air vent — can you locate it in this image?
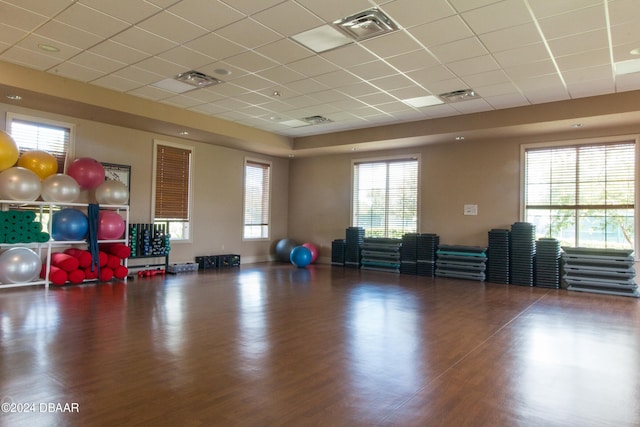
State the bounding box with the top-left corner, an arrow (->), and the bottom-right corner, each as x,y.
175,70 -> 223,88
302,115 -> 332,125
334,8 -> 398,41
439,89 -> 480,103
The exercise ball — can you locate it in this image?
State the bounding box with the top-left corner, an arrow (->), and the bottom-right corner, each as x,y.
98,210 -> 125,240
302,242 -> 319,263
0,130 -> 19,172
0,166 -> 42,201
0,247 -> 42,283
275,238 -> 298,262
95,180 -> 128,205
17,150 -> 58,179
290,246 -> 312,268
67,157 -> 105,190
41,174 -> 80,203
52,208 -> 88,241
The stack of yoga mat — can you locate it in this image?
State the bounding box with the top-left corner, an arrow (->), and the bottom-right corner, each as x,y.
0,210 -> 50,243
435,245 -> 487,281
563,247 -> 638,297
361,237 -> 402,273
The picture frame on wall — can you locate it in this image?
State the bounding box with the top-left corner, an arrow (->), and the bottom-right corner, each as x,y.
102,162 -> 131,203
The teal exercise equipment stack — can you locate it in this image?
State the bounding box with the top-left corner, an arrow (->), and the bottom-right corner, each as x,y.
361,237 -> 401,273
0,210 -> 50,243
435,245 -> 487,281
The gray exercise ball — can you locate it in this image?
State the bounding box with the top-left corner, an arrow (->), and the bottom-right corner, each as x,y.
275,238 -> 298,262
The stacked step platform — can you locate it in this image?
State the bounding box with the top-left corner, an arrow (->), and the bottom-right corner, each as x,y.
361,238 -> 402,273
510,222 -> 536,286
400,233 -> 418,275
487,229 -> 510,284
563,247 -> 638,297
535,238 -> 561,288
417,234 -> 439,277
331,239 -> 346,266
344,227 -> 365,269
435,245 -> 487,281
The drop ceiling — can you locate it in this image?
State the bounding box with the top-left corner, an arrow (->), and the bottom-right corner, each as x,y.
1,0 -> 640,156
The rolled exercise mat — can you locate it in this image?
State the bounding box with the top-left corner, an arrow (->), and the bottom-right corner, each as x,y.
51,252 -> 80,272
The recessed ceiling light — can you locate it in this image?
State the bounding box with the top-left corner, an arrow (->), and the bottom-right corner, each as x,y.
402,95 -> 444,108
6,94 -> 22,100
630,48 -> 640,56
455,136 -> 465,141
38,43 -> 60,52
213,68 -> 231,76
571,123 -> 583,128
291,24 -> 353,53
614,59 -> 640,75
272,91 -> 281,97
179,131 -> 189,136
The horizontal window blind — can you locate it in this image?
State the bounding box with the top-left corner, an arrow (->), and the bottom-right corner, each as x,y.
244,160 -> 270,239
353,158 -> 418,238
525,141 -> 635,249
155,144 -> 191,220
10,119 -> 70,173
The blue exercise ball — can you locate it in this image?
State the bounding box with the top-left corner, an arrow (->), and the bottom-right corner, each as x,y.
290,246 -> 312,268
52,208 -> 88,241
276,238 -> 298,262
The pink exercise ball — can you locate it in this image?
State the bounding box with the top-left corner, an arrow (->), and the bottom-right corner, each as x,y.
98,210 -> 125,240
67,157 -> 105,190
302,242 -> 319,263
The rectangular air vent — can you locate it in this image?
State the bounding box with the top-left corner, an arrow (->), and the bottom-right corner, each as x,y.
302,115 -> 332,125
439,89 -> 480,103
334,8 -> 398,41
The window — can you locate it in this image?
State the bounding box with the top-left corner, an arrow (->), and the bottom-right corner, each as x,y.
6,113 -> 73,172
352,156 -> 419,238
153,141 -> 193,241
523,140 -> 635,249
243,159 -> 271,239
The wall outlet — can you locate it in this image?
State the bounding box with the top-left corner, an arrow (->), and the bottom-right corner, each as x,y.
464,204 -> 478,215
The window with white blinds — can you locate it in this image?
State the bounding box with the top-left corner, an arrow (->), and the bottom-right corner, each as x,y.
524,141 -> 635,249
353,157 -> 419,238
153,141 -> 193,241
243,159 -> 271,239
7,115 -> 72,173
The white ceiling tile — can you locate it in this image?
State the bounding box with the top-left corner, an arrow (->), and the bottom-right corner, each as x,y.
547,28 -> 609,57
375,101 -> 414,114
424,78 -> 467,95
612,43 -> 640,64
461,0 -> 532,35
48,61 -> 104,82
255,39 -> 313,65
89,40 -> 150,64
113,66 -> 166,86
493,43 -> 551,68
370,74 -> 419,91
162,94 -> 206,109
78,0 -> 161,24
528,0 -> 602,19
348,60 -> 398,81
0,23 -> 28,45
408,15 -> 474,47
207,81 -> 250,97
380,0 -> 456,28
479,23 -> 542,53
112,27 -> 178,55
555,48 -> 610,72
337,82 -> 380,97
562,63 -> 612,84
286,78 -> 330,94
224,51 -> 278,73
35,20 -> 103,50
606,0 -> 640,26
462,69 -> 510,88
1,46 -> 62,70
157,46 -> 216,70
288,56 -> 339,77
615,72 -> 640,92
313,70 -> 362,88
218,0 -> 283,16
294,0 -> 373,22
181,86 -> 227,103
357,92 -> 398,105
522,86 -> 570,104
168,0 -> 244,31
538,6 -> 607,40
384,49 -> 439,73
137,11 -> 208,44
16,34 -> 82,60
92,74 -> 142,91
514,73 -> 566,92
610,21 -> 640,48
568,78 -> 615,99
184,33 -> 245,60
447,0 -> 503,13
2,0 -> 74,16
484,92 -> 529,109
361,31 -> 423,59
129,57 -> 184,79
321,44 -> 379,68
472,81 -> 519,97
387,86 -> 431,100
55,3 -> 131,38
446,54 -> 500,77
406,65 -> 456,87
257,66 -> 306,85
226,74 -> 273,91
430,37 -> 488,63
69,51 -> 126,74
0,2 -> 49,32
252,2 -> 323,36
235,91 -> 273,106
450,98 -> 492,114
505,59 -> 557,80
216,18 -> 281,49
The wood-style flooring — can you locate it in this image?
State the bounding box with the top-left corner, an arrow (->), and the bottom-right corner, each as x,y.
1,263 -> 639,426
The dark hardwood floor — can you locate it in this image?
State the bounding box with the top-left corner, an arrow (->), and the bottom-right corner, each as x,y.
1,263 -> 639,426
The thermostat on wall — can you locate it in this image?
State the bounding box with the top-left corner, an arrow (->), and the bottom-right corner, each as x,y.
464,204 -> 478,216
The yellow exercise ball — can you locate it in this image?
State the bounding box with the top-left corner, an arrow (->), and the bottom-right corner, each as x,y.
0,130 -> 19,172
17,150 -> 58,180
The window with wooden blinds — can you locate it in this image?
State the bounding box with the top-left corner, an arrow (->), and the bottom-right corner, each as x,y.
524,141 -> 635,249
8,116 -> 72,173
155,144 -> 191,220
243,159 -> 271,239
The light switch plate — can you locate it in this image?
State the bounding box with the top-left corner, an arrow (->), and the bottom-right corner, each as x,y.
464,204 -> 478,215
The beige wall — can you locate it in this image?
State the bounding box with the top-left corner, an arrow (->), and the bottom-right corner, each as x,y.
1,102 -> 289,264
288,138 -> 523,263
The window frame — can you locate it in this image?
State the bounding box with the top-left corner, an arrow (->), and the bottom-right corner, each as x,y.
6,112 -> 75,172
351,154 -> 420,238
151,139 -> 194,243
520,135 -> 639,252
242,157 -> 272,241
